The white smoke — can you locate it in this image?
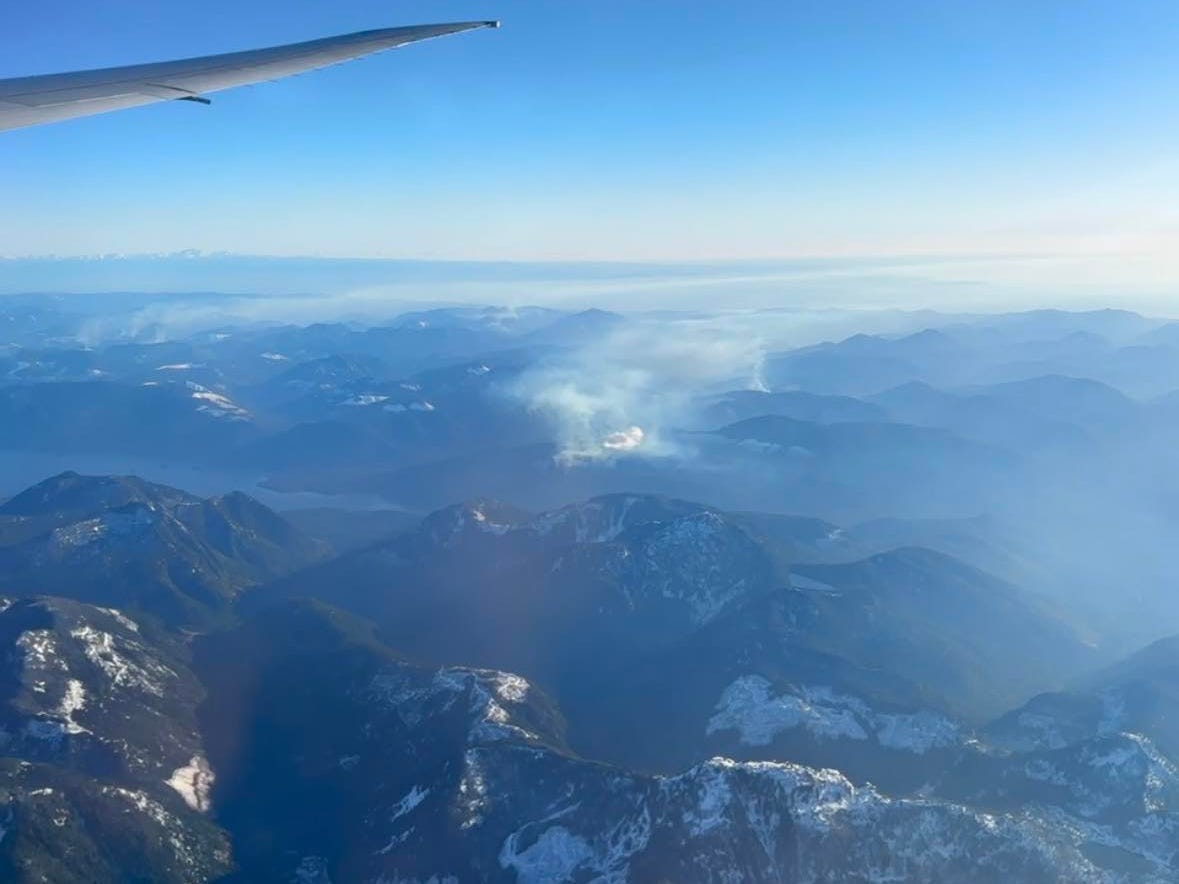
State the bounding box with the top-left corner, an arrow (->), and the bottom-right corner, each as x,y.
511,316 -> 769,464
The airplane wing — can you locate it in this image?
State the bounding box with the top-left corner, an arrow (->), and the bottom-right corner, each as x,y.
0,20 -> 498,132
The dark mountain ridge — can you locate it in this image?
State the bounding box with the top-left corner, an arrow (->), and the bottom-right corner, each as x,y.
0,473 -> 328,629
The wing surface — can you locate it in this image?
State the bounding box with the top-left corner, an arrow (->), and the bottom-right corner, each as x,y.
0,21 -> 498,132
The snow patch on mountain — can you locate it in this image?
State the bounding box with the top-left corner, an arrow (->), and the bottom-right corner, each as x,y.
70,625 -> 176,696
528,496 -> 642,543
657,757 -> 1115,881
636,511 -> 763,623
370,667 -> 537,745
23,677 -> 91,742
390,786 -> 430,824
708,675 -> 867,744
657,756 -> 888,874
375,786 -> 432,856
424,502 -> 522,545
106,786 -> 174,829
457,749 -> 490,830
499,826 -> 596,883
385,400 -> 436,413
489,672 -> 529,704
17,629 -> 66,671
104,784 -> 221,872
96,607 -> 139,633
342,394 -> 389,406
50,506 -> 156,549
14,629 -> 97,740
56,679 -> 89,735
166,754 -> 215,812
467,671 -> 537,743
469,505 -> 512,536
499,802 -> 651,884
876,710 -> 961,753
676,759 -> 735,835
708,675 -> 959,753
186,381 -> 250,420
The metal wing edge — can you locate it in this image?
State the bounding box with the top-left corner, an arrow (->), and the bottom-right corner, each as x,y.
0,20 -> 499,131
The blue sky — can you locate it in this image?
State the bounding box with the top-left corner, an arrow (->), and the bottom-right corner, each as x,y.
1,1 -> 1178,297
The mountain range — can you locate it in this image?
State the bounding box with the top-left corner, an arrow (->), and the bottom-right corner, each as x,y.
3,303 -> 1179,881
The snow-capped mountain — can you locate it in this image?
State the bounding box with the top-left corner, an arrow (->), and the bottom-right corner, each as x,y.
257,494 -> 1094,788
0,597 -> 230,883
0,459 -> 1170,883
257,495 -> 780,687
192,602 -> 1177,883
0,473 -> 329,628
4,300 -> 1179,882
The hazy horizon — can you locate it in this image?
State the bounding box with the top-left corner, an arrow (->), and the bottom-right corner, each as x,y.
3,251 -> 1179,320
5,1 -> 1179,295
